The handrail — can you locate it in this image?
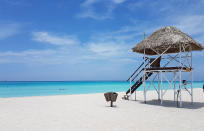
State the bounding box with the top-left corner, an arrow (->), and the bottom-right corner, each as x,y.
131,63 -> 149,82
126,72 -> 153,94
127,58 -> 148,81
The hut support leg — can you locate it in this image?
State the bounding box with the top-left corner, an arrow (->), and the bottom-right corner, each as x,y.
158,72 -> 160,101
190,72 -> 193,104
129,77 -> 132,100
179,45 -> 182,107
144,72 -> 146,104
190,49 -> 193,104
160,71 -> 163,105
143,49 -> 146,104
174,72 -> 176,102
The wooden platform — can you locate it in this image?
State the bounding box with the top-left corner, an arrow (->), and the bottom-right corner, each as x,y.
144,67 -> 192,72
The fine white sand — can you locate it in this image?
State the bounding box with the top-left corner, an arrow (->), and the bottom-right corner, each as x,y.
0,88 -> 204,131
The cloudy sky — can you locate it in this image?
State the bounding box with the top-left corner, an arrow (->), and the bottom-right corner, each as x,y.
0,0 -> 204,81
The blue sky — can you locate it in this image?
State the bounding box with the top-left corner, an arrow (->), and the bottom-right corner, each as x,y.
0,0 -> 204,81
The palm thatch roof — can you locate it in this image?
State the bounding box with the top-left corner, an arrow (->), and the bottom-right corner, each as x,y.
132,26 -> 204,55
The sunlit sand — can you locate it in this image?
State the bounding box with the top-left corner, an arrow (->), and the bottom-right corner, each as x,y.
0,88 -> 204,131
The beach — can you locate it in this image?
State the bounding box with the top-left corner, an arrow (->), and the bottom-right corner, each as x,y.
0,88 -> 204,131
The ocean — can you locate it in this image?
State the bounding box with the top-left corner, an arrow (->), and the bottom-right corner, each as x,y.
0,81 -> 203,98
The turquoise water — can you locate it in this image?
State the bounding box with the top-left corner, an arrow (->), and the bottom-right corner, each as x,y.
0,81 -> 203,98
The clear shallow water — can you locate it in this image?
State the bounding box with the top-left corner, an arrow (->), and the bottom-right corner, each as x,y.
0,81 -> 203,98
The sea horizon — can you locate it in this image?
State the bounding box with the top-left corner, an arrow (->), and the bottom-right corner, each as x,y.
1,80 -> 204,82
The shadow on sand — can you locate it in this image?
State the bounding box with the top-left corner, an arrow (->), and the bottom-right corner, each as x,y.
105,105 -> 117,108
139,99 -> 204,109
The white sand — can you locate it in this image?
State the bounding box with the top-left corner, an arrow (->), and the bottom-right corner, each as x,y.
0,88 -> 204,131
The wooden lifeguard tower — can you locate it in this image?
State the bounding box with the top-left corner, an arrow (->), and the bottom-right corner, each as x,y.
125,26 -> 204,107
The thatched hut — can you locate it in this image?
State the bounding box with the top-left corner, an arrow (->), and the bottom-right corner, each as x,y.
132,26 -> 204,55
126,26 -> 204,107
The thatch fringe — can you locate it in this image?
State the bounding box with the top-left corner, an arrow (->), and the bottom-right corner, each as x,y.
132,26 -> 204,55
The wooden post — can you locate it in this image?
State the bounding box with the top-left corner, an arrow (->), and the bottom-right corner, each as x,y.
110,101 -> 113,107
161,71 -> 163,105
158,72 -> 160,100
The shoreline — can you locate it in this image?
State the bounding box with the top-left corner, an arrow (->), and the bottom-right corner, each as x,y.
0,91 -> 115,99
0,87 -> 202,99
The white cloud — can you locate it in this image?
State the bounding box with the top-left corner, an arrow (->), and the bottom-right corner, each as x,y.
175,15 -> 204,35
80,0 -> 99,7
0,23 -> 21,39
163,14 -> 204,45
83,27 -> 141,61
32,32 -> 79,46
111,0 -> 126,4
0,50 -> 56,57
77,9 -> 113,20
0,26 -> 139,65
1,1 -> 204,80
0,43 -> 133,65
89,42 -> 122,57
77,0 -> 125,20
0,49 -> 57,64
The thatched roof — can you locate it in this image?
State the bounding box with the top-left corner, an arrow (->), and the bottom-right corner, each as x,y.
132,26 -> 204,55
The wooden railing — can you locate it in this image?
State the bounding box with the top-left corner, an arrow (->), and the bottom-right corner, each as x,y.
127,58 -> 148,81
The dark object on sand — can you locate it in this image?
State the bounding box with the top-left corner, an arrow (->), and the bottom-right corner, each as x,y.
203,84 -> 204,92
182,80 -> 187,85
122,95 -> 129,100
104,92 -> 118,107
